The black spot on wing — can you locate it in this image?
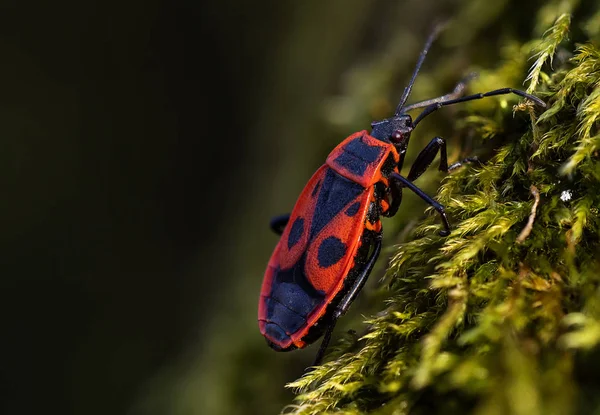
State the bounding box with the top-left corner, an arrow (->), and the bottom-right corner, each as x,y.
287,217 -> 304,249
310,169 -> 363,238
345,201 -> 361,216
317,236 -> 347,268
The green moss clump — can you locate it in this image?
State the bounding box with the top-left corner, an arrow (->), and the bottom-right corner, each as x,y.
285,8 -> 600,415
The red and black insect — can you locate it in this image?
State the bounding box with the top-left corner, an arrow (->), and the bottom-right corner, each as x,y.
258,27 -> 545,366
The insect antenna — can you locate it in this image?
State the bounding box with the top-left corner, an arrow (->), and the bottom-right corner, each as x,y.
412,87 -> 546,126
395,23 -> 445,115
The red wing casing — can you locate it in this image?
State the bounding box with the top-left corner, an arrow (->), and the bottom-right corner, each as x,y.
326,130 -> 399,186
258,131 -> 398,350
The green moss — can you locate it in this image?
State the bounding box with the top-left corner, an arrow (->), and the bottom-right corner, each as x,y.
285,9 -> 600,415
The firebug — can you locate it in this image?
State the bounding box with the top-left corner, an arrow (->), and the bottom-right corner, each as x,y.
258,26 -> 545,366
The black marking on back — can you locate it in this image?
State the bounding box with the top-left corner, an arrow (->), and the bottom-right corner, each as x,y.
345,136 -> 381,162
287,217 -> 304,249
268,254 -> 325,321
264,322 -> 290,344
317,236 -> 347,268
311,179 -> 322,198
333,136 -> 383,176
300,229 -> 379,346
345,201 -> 361,217
310,169 -> 363,239
265,298 -> 306,334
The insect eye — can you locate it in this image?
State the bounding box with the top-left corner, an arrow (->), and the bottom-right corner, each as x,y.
391,130 -> 403,143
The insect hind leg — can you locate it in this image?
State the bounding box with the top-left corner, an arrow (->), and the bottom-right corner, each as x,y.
311,237 -> 382,366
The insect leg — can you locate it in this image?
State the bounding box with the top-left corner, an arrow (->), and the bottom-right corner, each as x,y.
335,237 -> 382,317
385,177 -> 403,217
407,136 -> 449,181
312,237 -> 382,366
407,136 -> 481,182
269,214 -> 290,235
312,319 -> 337,367
390,172 -> 451,236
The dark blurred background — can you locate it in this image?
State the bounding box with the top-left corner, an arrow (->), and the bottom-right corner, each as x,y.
0,0 -> 577,414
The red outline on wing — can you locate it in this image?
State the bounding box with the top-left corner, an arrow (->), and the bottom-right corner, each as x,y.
326,130 -> 399,187
259,132 -> 400,350
259,168 -> 375,349
258,166 -> 328,348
